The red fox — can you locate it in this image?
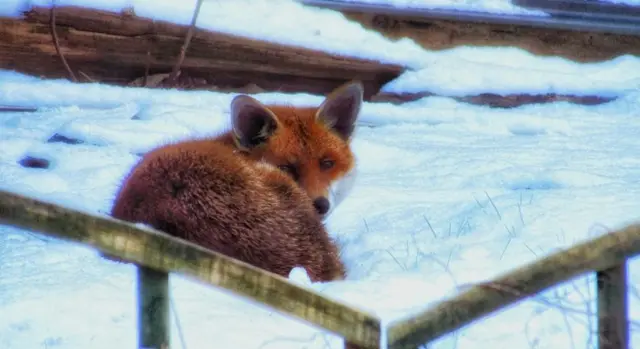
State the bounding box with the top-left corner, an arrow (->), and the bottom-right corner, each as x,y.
106,81 -> 363,281
217,81 -> 362,219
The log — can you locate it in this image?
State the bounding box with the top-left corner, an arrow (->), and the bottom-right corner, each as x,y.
371,91 -> 616,109
0,5 -> 619,109
0,6 -> 404,100
301,0 -> 640,63
299,1 -> 624,108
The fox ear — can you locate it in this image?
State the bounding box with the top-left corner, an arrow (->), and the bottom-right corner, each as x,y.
230,95 -> 279,151
315,81 -> 363,141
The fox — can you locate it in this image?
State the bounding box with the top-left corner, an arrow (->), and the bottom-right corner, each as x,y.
216,81 -> 363,219
105,81 -> 364,281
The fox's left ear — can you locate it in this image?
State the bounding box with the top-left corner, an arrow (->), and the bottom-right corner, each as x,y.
315,81 -> 363,141
230,95 -> 279,151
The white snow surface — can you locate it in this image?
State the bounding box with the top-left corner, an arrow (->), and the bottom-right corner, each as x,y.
3,70 -> 640,349
330,0 -> 549,16
2,0 -> 640,349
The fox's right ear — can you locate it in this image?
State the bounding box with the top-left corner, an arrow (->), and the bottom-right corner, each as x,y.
230,95 -> 279,151
316,81 -> 363,141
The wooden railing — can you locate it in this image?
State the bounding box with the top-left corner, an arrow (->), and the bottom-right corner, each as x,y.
0,188 -> 636,349
386,223 -> 635,349
0,189 -> 381,349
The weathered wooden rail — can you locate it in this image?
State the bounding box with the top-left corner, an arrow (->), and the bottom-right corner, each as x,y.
386,223 -> 636,349
0,189 -> 381,349
0,187 -> 636,348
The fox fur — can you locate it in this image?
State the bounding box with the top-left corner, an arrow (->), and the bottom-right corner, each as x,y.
106,81 -> 364,281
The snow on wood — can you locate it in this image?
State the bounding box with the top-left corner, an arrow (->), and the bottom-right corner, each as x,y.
302,0 -> 640,63
0,5 -> 405,100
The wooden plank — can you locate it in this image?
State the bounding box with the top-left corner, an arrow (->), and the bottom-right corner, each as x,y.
386,223 -> 640,348
0,188 -> 381,348
371,91 -> 615,109
301,0 -> 640,62
0,6 -> 405,100
0,106 -> 38,112
597,263 -> 629,349
514,0 -> 640,23
137,267 -> 170,349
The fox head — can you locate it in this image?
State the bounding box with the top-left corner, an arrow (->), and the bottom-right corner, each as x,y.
229,81 -> 363,220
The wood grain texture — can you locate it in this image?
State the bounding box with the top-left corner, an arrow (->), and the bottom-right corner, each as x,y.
0,6 -> 403,100
387,223 -> 640,348
0,188 -> 381,348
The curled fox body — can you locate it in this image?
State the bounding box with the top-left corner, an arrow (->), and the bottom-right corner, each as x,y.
107,82 -> 363,281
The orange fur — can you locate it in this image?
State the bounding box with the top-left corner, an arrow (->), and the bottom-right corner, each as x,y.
222,81 -> 363,218
106,81 -> 364,282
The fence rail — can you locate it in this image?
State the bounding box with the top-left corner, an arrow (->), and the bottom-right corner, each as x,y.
0,189 -> 381,348
386,224 -> 638,349
0,187 -> 637,349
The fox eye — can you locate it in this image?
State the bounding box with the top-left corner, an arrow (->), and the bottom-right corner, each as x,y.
319,158 -> 335,171
277,163 -> 299,180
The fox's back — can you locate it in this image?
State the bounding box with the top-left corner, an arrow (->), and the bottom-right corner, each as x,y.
111,138 -> 345,281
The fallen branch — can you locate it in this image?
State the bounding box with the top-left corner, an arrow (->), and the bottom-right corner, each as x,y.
49,5 -> 77,82
168,0 -> 204,83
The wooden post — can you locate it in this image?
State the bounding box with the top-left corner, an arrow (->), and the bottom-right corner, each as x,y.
137,266 -> 170,349
597,263 -> 628,349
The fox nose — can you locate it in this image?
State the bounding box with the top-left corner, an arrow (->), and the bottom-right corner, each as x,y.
312,197 -> 330,215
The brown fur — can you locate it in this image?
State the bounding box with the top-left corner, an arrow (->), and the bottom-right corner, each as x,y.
107,82 -> 364,281
224,81 -> 363,218
110,138 -> 346,281
217,104 -> 354,208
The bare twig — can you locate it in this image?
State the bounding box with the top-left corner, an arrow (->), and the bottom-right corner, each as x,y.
523,242 -> 537,257
168,0 -> 205,83
423,215 -> 438,238
170,297 -> 188,349
484,191 -> 502,220
499,237 -> 512,260
50,4 -> 77,82
143,50 -> 151,87
78,71 -> 95,82
363,219 -> 370,232
518,192 -> 525,225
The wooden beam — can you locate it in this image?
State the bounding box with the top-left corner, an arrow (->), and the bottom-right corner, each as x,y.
0,188 -> 382,348
514,0 -> 640,23
0,6 -> 405,100
387,223 -> 640,348
371,91 -> 615,109
300,0 -> 640,63
597,263 -> 629,349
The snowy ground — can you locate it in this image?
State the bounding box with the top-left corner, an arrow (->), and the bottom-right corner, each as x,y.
2,0 -> 640,349
3,72 -> 640,349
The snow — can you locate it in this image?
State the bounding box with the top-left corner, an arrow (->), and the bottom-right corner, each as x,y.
381,48 -> 640,97
3,69 -> 640,349
0,0 -> 430,68
2,0 -> 640,349
330,0 -> 549,16
4,1 -> 640,97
